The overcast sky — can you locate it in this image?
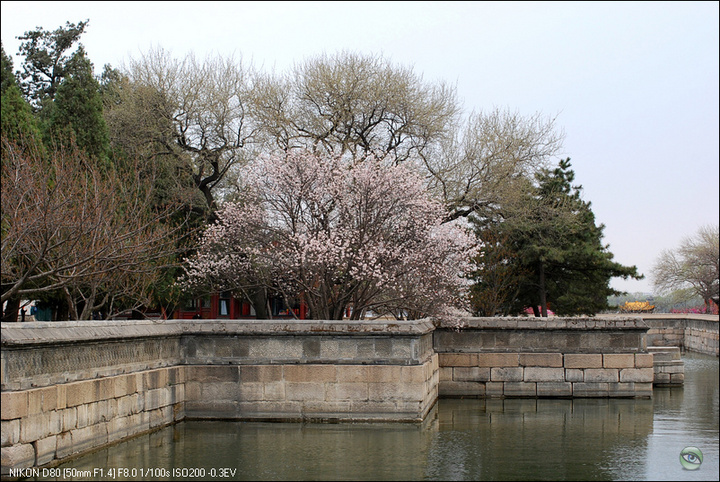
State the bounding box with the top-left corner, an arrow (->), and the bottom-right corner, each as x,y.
2,1 -> 718,296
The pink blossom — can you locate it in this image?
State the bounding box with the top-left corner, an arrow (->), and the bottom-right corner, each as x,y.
182,150 -> 478,321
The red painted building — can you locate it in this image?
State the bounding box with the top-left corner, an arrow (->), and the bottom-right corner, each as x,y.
173,292 -> 307,320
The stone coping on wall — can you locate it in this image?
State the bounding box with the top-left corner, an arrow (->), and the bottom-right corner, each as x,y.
447,316 -> 650,330
1,319 -> 436,346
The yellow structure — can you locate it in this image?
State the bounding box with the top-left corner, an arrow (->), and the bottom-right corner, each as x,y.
619,301 -> 655,313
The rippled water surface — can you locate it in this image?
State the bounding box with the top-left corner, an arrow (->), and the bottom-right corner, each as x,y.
30,352 -> 718,481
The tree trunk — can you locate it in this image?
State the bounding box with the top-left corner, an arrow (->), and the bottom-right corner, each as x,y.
250,288 -> 270,319
538,262 -> 548,317
2,296 -> 20,322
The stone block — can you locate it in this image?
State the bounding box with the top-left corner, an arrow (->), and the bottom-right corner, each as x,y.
1,391 -> 28,420
184,400 -> 238,419
400,365 -> 426,383
656,361 -> 684,374
523,367 -> 565,382
519,353 -> 563,367
537,382 -> 572,397
328,382 -> 369,401
263,381 -> 286,401
584,369 -> 619,383
670,373 -> 685,383
239,365 -> 282,383
113,374 -> 137,398
335,365 -> 368,383
301,400 -> 354,417
453,367 -> 490,382
149,406 -> 173,429
366,365 -> 403,383
337,339 -> 360,359
64,380 -> 95,408
284,365 -> 337,383
184,381 -> 202,401
619,368 -> 654,383
60,408 -> 77,432
572,382 -> 609,397
1,443 -> 35,469
485,382 -> 504,398
70,422 -> 108,455
117,394 -> 140,417
478,353 -> 520,367
55,431 -> 73,459
238,382 -> 265,402
439,353 -> 478,367
564,368 -> 584,382
564,354 -> 602,369
603,354 -> 635,369
145,388 -> 171,411
185,365 -> 239,382
96,377 -> 116,401
490,367 -> 523,382
144,369 -> 169,390
635,353 -> 654,368
1,419 -> 20,447
19,411 -> 61,444
390,340 -> 412,359
503,382 -> 536,397
28,387 -> 57,415
167,366 -> 185,385
438,381 -> 485,398
654,372 -> 671,384
245,400 -> 305,417
607,382 -> 641,398
285,382 -> 325,401
439,367 -> 453,382
75,404 -> 89,429
34,434 -> 57,465
368,381 -> 423,401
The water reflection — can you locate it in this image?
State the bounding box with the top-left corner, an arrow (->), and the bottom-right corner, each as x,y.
426,398 -> 653,481
31,353 -> 718,481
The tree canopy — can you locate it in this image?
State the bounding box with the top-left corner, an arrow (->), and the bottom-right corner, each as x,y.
181,150 -> 477,322
652,224 -> 719,307
471,159 -> 642,316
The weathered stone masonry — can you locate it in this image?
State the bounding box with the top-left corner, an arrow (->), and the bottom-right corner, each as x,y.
435,317 -> 655,399
1,320 -> 438,472
2,315 -> 716,472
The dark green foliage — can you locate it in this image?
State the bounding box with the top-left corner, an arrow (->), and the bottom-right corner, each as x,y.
1,43 -> 16,96
46,47 -> 110,164
15,19 -> 88,107
1,83 -> 42,147
471,159 -> 642,317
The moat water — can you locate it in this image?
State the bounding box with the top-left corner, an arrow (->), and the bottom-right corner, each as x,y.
27,352 -> 718,481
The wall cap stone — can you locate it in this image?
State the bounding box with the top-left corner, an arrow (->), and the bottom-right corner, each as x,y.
443,316 -> 650,331
1,319 -> 436,346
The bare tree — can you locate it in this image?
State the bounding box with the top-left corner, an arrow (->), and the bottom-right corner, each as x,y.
652,224 -> 720,306
109,48 -> 260,213
423,109 -> 565,221
1,136 -> 187,319
251,52 -> 564,221
251,51 -> 460,163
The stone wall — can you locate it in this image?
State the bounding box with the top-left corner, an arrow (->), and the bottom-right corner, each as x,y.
436,317 -> 654,399
643,314 -> 719,356
1,320 -> 437,472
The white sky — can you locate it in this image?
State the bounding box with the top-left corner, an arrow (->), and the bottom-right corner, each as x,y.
2,1 -> 718,295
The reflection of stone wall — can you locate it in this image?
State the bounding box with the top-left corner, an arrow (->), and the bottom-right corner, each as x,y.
648,346 -> 684,386
643,315 -> 719,356
436,317 -> 654,399
1,320 -> 437,472
431,398 -> 654,481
